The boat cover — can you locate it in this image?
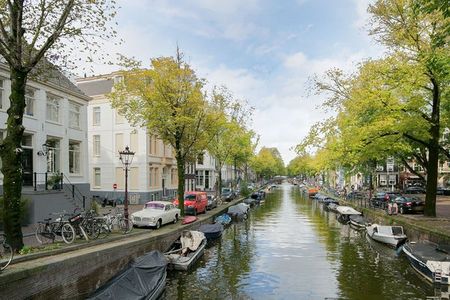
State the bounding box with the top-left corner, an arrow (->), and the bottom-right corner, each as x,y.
336,206 -> 361,215
88,250 -> 167,300
215,214 -> 232,225
180,230 -> 205,252
198,223 -> 224,236
228,203 -> 249,215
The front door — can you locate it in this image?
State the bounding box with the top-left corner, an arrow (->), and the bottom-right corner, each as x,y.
22,148 -> 33,186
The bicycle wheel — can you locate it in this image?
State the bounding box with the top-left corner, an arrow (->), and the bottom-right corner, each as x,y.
61,223 -> 75,244
0,242 -> 13,271
35,223 -> 54,244
97,219 -> 111,239
84,220 -> 100,240
119,218 -> 133,234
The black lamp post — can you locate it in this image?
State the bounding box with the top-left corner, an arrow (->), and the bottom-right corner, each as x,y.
119,146 -> 135,225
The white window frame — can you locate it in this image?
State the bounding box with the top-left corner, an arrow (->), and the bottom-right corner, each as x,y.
46,94 -> 61,123
93,167 -> 101,187
69,140 -> 81,174
0,78 -> 4,110
69,101 -> 81,129
93,135 -> 101,156
93,106 -> 101,126
25,87 -> 35,116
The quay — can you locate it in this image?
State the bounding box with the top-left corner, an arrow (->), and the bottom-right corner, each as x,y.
1,187 -> 450,299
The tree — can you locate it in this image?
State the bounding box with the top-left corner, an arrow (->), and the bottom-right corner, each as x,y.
110,50 -> 215,216
251,147 -> 285,181
0,0 -> 117,251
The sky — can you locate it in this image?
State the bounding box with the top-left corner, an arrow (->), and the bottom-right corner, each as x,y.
85,0 -> 383,164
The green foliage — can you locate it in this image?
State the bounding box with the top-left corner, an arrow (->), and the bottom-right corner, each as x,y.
239,181 -> 252,198
0,196 -> 30,227
251,147 -> 285,179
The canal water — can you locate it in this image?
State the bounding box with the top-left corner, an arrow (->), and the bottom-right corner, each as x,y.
164,183 -> 442,300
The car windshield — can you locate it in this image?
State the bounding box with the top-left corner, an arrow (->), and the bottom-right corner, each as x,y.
222,188 -> 231,193
145,202 -> 164,210
185,194 -> 196,200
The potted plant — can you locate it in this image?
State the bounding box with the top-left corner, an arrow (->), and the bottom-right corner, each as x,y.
47,172 -> 63,190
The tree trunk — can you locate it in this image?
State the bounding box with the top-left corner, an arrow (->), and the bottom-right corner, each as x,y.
176,152 -> 186,216
1,68 -> 28,251
424,78 -> 440,217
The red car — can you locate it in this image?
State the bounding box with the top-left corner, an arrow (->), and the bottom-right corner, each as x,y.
173,191 -> 208,215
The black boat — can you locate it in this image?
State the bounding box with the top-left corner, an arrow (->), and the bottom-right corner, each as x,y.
88,250 -> 167,300
198,223 -> 224,240
402,240 -> 450,285
228,203 -> 250,220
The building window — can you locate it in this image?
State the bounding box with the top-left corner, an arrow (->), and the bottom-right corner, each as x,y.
171,168 -> 177,186
130,132 -> 138,152
93,107 -> 101,126
69,101 -> 81,129
46,94 -> 60,122
93,167 -> 101,187
115,133 -> 123,155
69,141 -> 81,174
0,131 -> 3,170
25,87 -> 35,116
115,110 -> 125,124
130,167 -> 139,190
197,153 -> 204,165
46,139 -> 60,173
93,135 -> 101,156
379,174 -> 387,186
196,170 -> 204,186
116,167 -> 124,188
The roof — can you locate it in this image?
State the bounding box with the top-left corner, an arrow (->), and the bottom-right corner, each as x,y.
77,77 -> 114,96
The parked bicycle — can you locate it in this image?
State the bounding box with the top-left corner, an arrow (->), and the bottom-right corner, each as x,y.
0,233 -> 13,271
35,212 -> 76,244
95,209 -> 133,238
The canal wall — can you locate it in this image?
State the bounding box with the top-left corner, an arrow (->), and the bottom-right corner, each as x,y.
0,203 -> 234,299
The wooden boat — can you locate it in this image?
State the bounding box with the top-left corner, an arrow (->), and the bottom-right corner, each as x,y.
88,250 -> 167,300
335,206 -> 361,224
402,240 -> 450,285
366,224 -> 407,248
182,216 -> 197,225
198,223 -> 224,240
214,214 -> 232,226
308,187 -> 319,197
349,214 -> 368,229
164,230 -> 207,271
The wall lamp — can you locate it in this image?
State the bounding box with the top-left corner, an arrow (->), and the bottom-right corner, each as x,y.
37,143 -> 49,156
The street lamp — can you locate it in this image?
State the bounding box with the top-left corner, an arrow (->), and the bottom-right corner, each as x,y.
119,146 -> 135,226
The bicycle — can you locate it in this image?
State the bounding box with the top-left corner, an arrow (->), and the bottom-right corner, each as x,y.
35,212 -> 76,244
96,209 -> 133,237
0,234 -> 13,271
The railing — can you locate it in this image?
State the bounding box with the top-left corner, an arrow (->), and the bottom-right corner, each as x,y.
33,172 -> 86,210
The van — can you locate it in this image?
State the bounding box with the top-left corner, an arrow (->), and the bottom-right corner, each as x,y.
173,191 -> 208,215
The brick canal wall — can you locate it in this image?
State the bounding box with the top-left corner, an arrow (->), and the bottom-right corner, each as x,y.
0,205 -> 230,299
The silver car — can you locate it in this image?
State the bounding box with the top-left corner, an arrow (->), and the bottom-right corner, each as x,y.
131,201 -> 180,229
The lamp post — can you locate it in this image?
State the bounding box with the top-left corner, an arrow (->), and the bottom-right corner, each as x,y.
119,146 -> 135,226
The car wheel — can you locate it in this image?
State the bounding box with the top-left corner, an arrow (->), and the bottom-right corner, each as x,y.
173,214 -> 178,224
193,209 -> 197,216
155,219 -> 162,229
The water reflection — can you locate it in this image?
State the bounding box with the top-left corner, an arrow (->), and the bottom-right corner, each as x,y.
164,183 -> 439,299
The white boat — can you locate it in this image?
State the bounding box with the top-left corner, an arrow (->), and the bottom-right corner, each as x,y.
335,206 -> 361,224
402,240 -> 450,284
164,230 -> 207,271
366,224 -> 407,248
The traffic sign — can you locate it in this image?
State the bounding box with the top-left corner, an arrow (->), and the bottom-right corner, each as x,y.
113,183 -> 117,189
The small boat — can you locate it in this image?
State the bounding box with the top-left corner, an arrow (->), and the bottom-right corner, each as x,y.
215,214 -> 232,226
88,250 -> 167,300
335,206 -> 361,224
228,203 -> 250,220
402,240 -> 450,284
366,224 -> 407,248
244,197 -> 258,207
198,223 -> 224,240
326,202 -> 340,212
349,214 -> 368,229
164,230 -> 207,271
308,187 -> 319,197
182,215 -> 197,225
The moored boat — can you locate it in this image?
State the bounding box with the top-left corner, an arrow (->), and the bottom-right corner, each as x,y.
335,206 -> 361,224
228,203 -> 250,220
182,215 -> 197,225
198,223 -> 224,240
402,240 -> 450,285
164,230 -> 207,271
366,224 -> 407,248
349,214 -> 368,229
88,250 -> 167,300
215,214 -> 232,226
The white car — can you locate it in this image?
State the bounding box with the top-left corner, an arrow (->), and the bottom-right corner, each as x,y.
131,201 -> 180,229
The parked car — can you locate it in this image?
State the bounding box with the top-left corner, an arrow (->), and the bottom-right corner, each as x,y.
206,195 -> 218,210
390,196 -> 425,214
405,186 -> 426,194
370,192 -> 402,208
437,187 -> 450,196
173,191 -> 208,215
131,201 -> 180,229
221,188 -> 236,202
346,191 -> 364,201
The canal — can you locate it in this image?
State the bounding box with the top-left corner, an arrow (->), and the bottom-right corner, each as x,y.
164,183 -> 441,300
